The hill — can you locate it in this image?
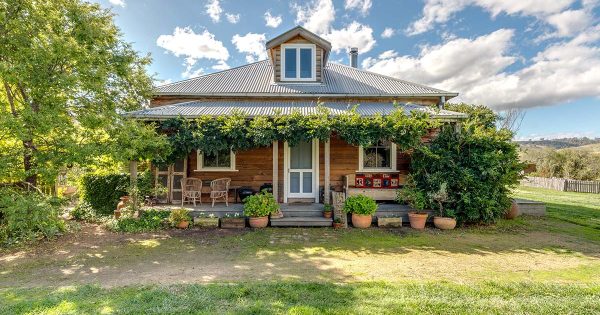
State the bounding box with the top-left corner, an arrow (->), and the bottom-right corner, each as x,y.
516,137 -> 600,149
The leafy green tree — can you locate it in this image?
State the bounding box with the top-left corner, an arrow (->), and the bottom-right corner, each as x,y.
0,0 -> 156,186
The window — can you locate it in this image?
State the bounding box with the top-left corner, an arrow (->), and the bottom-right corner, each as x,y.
281,44 -> 315,81
196,149 -> 236,171
359,140 -> 397,171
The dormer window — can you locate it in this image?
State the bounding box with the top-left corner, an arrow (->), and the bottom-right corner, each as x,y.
281,43 -> 316,81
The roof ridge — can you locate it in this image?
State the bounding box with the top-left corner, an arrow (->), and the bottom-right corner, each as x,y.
327,62 -> 453,94
155,60 -> 270,89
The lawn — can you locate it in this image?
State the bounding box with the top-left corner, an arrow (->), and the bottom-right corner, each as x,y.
1,186 -> 599,314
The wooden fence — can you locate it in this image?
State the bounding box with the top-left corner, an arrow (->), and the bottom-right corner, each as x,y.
521,176 -> 600,194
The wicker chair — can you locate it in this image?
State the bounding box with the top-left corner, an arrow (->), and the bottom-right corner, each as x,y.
181,178 -> 203,206
210,178 -> 231,207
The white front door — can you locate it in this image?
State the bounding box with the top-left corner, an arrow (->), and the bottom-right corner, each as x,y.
285,139 -> 318,200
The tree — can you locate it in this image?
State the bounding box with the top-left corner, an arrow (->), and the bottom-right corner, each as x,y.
0,0 -> 154,186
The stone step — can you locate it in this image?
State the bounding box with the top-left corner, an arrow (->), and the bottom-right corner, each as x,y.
270,216 -> 332,227
281,209 -> 324,217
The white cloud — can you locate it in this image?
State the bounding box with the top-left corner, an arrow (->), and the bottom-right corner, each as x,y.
293,0 -> 335,34
154,78 -> 173,86
182,65 -> 204,79
264,11 -> 283,28
226,13 -> 240,24
212,60 -> 231,71
344,0 -> 372,15
157,27 -> 229,78
365,27 -> 600,109
108,0 -> 125,7
381,27 -> 395,38
324,21 -> 376,54
205,0 -> 223,23
545,9 -> 592,37
232,33 -> 268,63
406,0 -> 575,36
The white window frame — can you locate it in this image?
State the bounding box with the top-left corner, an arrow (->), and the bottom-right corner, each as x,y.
280,43 -> 316,82
358,142 -> 397,172
195,149 -> 237,172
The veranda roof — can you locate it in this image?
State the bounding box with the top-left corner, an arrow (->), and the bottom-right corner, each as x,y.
126,100 -> 468,120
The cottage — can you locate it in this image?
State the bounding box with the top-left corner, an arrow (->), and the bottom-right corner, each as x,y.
128,26 -> 466,226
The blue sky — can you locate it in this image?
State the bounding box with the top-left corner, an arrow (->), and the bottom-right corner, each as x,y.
98,0 -> 600,140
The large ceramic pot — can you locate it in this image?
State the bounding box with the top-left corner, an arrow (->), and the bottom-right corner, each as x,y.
249,216 -> 269,228
352,214 -> 372,228
505,200 -> 519,219
433,217 -> 456,230
114,196 -> 130,219
408,212 -> 428,229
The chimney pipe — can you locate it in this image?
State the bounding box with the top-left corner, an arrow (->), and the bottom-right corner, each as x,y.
349,47 -> 358,68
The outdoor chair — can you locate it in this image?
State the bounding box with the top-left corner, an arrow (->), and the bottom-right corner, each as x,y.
210,178 -> 231,207
181,178 -> 203,206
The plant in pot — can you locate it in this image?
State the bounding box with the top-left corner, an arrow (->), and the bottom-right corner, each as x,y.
169,208 -> 191,229
144,183 -> 168,206
343,195 -> 377,229
221,213 -> 246,229
243,191 -> 279,228
397,184 -> 428,229
323,204 -> 333,218
332,217 -> 343,229
428,183 -> 457,230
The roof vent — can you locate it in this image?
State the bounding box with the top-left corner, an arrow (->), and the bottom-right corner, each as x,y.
349,47 -> 358,68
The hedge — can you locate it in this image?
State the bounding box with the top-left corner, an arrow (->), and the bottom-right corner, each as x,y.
79,171 -> 155,216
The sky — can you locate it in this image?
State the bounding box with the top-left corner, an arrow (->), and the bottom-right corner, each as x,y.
97,0 -> 600,140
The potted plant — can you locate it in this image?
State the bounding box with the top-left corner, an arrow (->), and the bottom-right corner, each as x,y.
169,208 -> 191,229
221,213 -> 246,229
144,183 -> 168,206
243,190 -> 279,228
428,183 -> 457,230
333,217 -> 343,229
398,184 -> 428,229
343,195 -> 377,229
323,204 -> 333,218
194,212 -> 219,228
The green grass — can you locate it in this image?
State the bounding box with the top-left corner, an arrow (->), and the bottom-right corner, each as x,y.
2,282 -> 599,315
513,186 -> 600,241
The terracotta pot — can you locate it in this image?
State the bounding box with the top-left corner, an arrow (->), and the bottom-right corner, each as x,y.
408,212 -> 428,229
114,210 -> 121,219
249,216 -> 269,228
333,222 -> 344,229
433,217 -> 456,230
352,214 -> 372,228
323,211 -> 332,218
177,221 -> 189,229
505,200 -> 519,219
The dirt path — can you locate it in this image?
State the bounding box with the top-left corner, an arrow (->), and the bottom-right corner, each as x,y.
1,221 -> 599,288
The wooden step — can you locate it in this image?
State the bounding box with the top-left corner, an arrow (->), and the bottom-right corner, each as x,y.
270,216 -> 332,227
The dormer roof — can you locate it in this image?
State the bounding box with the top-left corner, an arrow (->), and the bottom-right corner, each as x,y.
266,26 -> 332,65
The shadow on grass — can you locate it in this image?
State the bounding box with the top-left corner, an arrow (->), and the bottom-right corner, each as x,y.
2,281 -> 600,314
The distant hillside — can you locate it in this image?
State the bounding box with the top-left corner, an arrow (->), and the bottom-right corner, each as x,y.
516,137 -> 600,149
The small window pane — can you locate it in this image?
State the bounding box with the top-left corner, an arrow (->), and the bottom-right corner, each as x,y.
285,48 -> 297,78
300,48 -> 312,78
377,147 -> 391,168
363,148 -> 378,168
302,172 -> 312,193
363,141 -> 392,169
203,153 -> 219,167
290,172 -> 300,193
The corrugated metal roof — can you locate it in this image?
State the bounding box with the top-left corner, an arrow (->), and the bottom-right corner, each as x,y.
126,100 -> 467,119
154,61 -> 458,97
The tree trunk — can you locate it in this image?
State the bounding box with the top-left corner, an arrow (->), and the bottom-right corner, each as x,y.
23,139 -> 37,187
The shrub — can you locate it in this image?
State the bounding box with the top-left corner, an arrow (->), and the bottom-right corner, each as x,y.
80,173 -> 129,215
70,202 -> 105,222
168,208 -> 191,226
243,191 -> 279,217
0,188 -> 66,247
343,195 -> 378,215
111,209 -> 170,233
409,108 -> 524,224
